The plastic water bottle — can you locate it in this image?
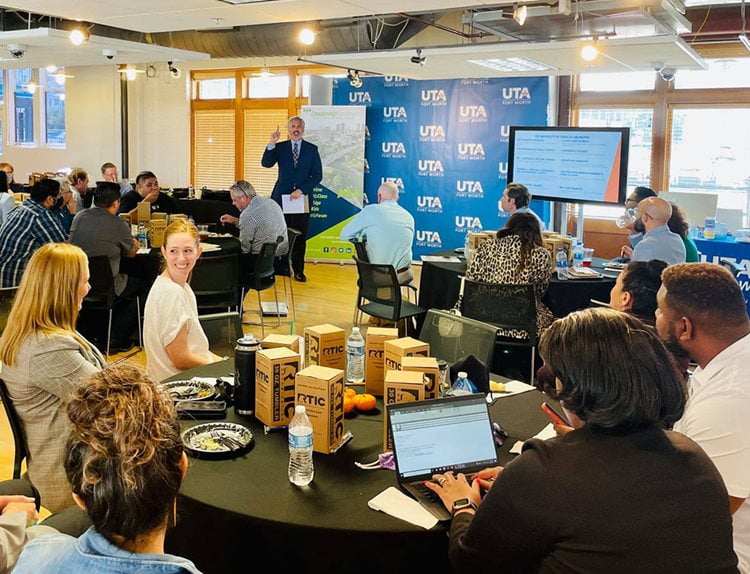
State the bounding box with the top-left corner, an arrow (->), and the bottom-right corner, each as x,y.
346,327 -> 365,383
137,223 -> 148,250
572,241 -> 584,268
448,371 -> 477,396
556,248 -> 569,280
288,405 -> 314,486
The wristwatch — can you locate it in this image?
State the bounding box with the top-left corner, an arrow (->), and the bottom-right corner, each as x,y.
451,498 -> 477,516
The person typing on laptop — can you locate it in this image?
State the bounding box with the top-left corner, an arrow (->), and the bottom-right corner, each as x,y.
426,308 -> 738,573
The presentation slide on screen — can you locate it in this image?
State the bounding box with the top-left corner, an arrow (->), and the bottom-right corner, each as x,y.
512,130 -> 623,203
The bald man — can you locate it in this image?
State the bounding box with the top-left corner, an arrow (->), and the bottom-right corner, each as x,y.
628,196 -> 686,264
340,181 -> 415,283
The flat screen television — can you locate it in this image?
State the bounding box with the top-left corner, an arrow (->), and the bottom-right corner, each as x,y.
507,126 -> 630,205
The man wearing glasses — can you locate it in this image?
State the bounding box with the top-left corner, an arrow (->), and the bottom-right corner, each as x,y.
630,196 -> 686,265
51,179 -> 78,233
220,180 -> 288,281
621,186 -> 656,258
0,179 -> 67,287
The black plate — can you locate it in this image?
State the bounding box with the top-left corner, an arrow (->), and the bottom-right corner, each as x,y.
182,422 -> 254,460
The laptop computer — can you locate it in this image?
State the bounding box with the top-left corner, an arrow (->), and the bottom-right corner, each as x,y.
388,394 -> 499,521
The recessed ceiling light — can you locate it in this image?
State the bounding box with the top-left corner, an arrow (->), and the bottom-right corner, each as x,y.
468,57 -> 555,72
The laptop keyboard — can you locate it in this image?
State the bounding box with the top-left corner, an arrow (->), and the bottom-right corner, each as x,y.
413,481 -> 441,503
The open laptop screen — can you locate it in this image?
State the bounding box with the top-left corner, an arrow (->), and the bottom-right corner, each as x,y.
389,395 -> 498,481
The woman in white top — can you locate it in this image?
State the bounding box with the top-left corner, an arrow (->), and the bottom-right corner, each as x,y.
144,220 -> 221,381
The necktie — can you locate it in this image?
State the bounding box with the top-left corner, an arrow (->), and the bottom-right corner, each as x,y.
292,142 -> 299,167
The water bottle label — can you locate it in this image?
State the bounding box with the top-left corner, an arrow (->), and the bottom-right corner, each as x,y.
289,433 -> 313,449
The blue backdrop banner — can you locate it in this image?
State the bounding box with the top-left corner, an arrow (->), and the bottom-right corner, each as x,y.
333,76 -> 550,258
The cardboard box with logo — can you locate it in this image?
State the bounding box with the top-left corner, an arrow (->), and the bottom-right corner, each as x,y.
261,334 -> 300,354
383,370 -> 426,451
400,356 -> 440,400
255,348 -> 300,428
304,324 -> 346,370
383,337 -> 430,373
365,327 -> 399,396
295,365 -> 345,454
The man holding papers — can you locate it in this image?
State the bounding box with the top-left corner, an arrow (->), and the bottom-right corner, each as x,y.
262,116 -> 322,283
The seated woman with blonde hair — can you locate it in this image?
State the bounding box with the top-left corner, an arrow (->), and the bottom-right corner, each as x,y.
0,243 -> 104,513
14,365 -> 201,573
144,219 -> 221,381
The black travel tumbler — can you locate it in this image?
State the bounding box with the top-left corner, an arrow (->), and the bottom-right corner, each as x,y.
234,335 -> 261,415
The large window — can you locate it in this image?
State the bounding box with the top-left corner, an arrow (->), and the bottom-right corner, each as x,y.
12,69 -> 34,145
4,67 -> 66,148
43,69 -> 66,145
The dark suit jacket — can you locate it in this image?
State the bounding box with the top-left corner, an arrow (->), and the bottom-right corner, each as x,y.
261,139 -> 323,205
117,190 -> 180,215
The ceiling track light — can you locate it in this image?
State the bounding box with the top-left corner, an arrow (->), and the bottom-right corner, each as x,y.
581,39 -> 599,62
299,27 -> 317,46
346,69 -> 362,88
513,4 -> 528,26
69,28 -> 87,46
410,48 -> 426,66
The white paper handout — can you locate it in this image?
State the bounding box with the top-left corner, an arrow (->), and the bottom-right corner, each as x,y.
282,194 -> 309,214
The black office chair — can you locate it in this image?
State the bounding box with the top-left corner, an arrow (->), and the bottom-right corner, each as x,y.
0,378 -> 27,480
350,239 -> 369,262
0,286 -> 18,335
240,239 -> 282,337
199,312 -> 243,357
719,258 -> 746,280
190,252 -> 240,312
353,257 -> 426,336
418,309 -> 498,368
274,227 -> 302,322
461,280 -> 538,383
81,255 -> 142,356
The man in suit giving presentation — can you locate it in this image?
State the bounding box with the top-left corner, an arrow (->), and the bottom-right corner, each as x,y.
262,116 -> 322,283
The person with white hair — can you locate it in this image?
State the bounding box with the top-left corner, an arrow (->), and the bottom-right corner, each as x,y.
340,181 -> 415,284
627,196 -> 686,265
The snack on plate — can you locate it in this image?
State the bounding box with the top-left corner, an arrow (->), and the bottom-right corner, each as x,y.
489,381 -> 507,393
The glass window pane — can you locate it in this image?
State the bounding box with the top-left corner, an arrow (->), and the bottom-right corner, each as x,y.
198,78 -> 235,100
669,108 -> 750,225
247,75 -> 289,99
0,71 -> 4,105
14,93 -> 33,144
45,92 -> 65,145
675,58 -> 750,90
579,71 -> 655,92
14,69 -> 31,92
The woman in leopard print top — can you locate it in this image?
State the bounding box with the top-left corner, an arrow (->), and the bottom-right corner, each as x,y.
465,212 -> 553,338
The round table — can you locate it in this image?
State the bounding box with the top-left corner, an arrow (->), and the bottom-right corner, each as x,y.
164,360 -> 551,574
418,250 -> 617,321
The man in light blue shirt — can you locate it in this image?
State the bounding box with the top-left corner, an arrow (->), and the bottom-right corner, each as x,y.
340,181 -> 415,283
631,196 -> 686,265
500,182 -> 545,230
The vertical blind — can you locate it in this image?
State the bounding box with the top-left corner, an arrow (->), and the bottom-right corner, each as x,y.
243,108 -> 288,196
194,109 -> 235,190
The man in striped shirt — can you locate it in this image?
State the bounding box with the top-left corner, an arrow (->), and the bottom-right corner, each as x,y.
220,180 -> 288,279
0,179 -> 67,287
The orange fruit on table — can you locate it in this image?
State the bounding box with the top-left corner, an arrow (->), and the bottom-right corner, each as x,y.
344,396 -> 355,414
344,387 -> 357,398
353,393 -> 377,412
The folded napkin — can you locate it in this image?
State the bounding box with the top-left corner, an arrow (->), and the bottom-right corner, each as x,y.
368,487 -> 438,529
509,423 -> 557,455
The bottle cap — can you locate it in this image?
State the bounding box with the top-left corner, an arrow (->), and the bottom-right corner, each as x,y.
351,327 -> 360,333
295,405 -> 306,414
458,371 -> 467,378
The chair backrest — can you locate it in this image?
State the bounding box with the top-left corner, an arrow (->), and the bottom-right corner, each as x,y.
719,258 -> 746,279
0,286 -> 18,335
84,255 -> 116,308
255,239 -> 281,280
276,227 -> 301,277
0,378 -> 28,479
418,309 -> 498,367
461,280 -> 537,343
353,257 -> 402,319
350,239 -> 369,263
199,312 -> 243,357
190,253 -> 239,309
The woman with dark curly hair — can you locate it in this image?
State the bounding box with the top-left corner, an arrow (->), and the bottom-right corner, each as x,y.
14,365 -> 201,573
426,308 -> 737,573
667,201 -> 700,262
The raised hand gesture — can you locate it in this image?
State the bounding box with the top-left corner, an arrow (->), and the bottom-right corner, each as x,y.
269,125 -> 281,145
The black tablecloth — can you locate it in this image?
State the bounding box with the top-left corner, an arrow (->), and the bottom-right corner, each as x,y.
418,250 -> 616,320
175,198 -> 240,227
165,360 -> 551,574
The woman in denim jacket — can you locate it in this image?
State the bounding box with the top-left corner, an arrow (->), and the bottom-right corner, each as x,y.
14,365 -> 201,574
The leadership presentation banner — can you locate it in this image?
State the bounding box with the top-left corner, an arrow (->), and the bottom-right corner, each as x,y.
332,76 -> 549,258
301,105 -> 367,261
